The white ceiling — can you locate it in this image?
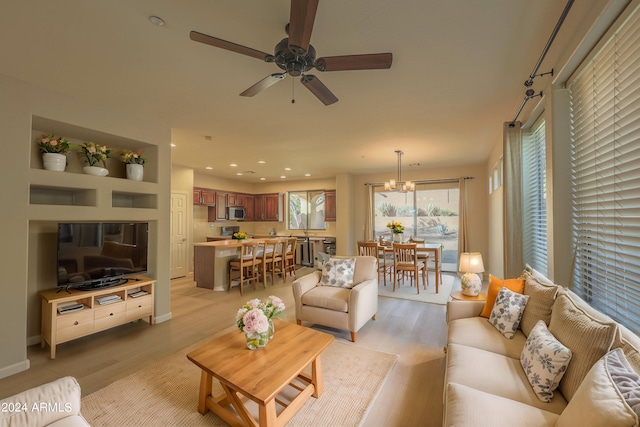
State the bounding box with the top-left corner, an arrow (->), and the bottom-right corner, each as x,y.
0,0 -> 600,183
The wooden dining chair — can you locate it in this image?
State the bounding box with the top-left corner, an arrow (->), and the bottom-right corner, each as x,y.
259,239 -> 284,285
229,241 -> 262,295
392,243 -> 427,294
358,241 -> 391,286
283,237 -> 297,279
409,236 -> 430,282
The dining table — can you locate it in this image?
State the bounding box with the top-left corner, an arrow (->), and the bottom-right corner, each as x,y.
382,242 -> 443,293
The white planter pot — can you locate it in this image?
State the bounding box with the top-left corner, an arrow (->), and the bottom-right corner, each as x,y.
393,233 -> 403,243
42,153 -> 67,172
126,163 -> 144,181
83,166 -> 109,176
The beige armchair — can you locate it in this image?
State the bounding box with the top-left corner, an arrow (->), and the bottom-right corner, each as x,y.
292,256 -> 378,342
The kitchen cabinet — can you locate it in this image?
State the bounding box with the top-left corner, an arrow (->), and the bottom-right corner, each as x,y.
193,188 -> 215,206
227,193 -> 245,207
208,193 -> 228,221
243,195 -> 255,221
324,190 -> 336,222
255,193 -> 281,221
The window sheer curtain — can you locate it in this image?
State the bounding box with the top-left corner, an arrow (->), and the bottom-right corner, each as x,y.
503,122 -> 524,278
364,184 -> 373,241
568,3 -> 640,334
458,177 -> 469,254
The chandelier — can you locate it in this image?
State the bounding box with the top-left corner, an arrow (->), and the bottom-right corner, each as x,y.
385,150 -> 415,192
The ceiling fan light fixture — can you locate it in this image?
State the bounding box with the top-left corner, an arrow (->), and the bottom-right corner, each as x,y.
148,15 -> 166,26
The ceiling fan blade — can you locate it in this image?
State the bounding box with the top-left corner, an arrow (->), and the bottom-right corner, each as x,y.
288,0 -> 319,55
239,73 -> 286,97
189,31 -> 273,61
315,53 -> 393,72
301,75 -> 338,105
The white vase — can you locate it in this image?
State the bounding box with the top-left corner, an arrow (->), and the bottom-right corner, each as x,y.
83,166 -> 109,176
393,233 -> 403,243
42,153 -> 67,172
126,163 -> 144,181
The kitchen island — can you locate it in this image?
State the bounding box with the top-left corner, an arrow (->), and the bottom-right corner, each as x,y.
194,239 -> 268,291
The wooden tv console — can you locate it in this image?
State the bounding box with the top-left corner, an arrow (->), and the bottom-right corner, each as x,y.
39,276 -> 155,359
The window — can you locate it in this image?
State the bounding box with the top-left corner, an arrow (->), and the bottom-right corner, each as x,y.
372,181 -> 459,271
569,5 -> 640,334
288,190 -> 326,230
522,118 -> 548,275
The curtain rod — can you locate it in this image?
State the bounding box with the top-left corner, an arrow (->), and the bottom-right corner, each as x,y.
364,177 -> 473,186
508,0 -> 574,127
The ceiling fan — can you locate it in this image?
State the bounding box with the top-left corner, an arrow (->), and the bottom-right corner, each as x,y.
189,0 -> 393,105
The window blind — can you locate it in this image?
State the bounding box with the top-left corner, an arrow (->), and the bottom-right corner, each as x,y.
522,118 -> 548,276
569,4 -> 640,334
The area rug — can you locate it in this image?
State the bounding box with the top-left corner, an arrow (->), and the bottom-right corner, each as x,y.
378,272 -> 454,305
81,339 -> 397,426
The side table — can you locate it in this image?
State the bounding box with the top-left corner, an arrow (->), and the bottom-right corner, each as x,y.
450,291 -> 487,301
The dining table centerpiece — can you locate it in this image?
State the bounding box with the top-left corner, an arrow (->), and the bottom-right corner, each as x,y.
38,134 -> 70,172
387,221 -> 405,243
81,141 -> 111,176
233,231 -> 248,240
236,296 -> 286,350
121,149 -> 146,181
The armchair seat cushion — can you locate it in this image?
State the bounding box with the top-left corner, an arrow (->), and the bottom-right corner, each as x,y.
301,286 -> 350,312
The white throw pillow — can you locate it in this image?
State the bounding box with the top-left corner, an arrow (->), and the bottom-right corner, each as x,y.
557,348 -> 640,427
488,286 -> 529,339
520,320 -> 572,402
319,258 -> 356,288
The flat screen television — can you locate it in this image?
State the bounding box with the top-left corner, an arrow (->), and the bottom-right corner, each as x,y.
57,222 -> 149,291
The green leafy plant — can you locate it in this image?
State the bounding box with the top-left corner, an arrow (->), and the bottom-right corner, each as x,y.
121,149 -> 146,165
81,142 -> 111,167
38,134 -> 70,154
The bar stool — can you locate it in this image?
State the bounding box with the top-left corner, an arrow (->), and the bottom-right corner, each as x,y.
283,237 -> 297,279
229,241 -> 262,295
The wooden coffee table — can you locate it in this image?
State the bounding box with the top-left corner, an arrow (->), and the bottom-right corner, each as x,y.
187,319 -> 333,427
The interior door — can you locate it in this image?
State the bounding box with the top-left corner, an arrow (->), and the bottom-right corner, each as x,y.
170,192 -> 188,279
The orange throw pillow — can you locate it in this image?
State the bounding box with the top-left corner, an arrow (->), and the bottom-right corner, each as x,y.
480,274 -> 526,318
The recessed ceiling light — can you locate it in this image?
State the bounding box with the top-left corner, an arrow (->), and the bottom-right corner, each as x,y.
258,160 -> 266,164
205,166 -> 213,170
280,175 -> 286,179
284,167 -> 292,171
230,163 -> 237,167
260,177 -> 266,181
170,143 -> 176,147
305,173 -> 311,177
236,172 -> 243,176
148,15 -> 166,26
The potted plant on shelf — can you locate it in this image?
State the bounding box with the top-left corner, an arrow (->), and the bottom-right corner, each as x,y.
121,149 -> 146,181
80,142 -> 111,176
38,134 -> 70,172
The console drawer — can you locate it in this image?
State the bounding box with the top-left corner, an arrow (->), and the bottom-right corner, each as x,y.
56,309 -> 93,343
94,303 -> 126,331
126,295 -> 153,321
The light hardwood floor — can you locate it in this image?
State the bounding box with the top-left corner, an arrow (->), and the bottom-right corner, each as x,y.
0,269 -> 457,427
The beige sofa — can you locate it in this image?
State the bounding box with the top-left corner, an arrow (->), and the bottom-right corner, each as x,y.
0,377 -> 89,427
444,269 -> 640,427
292,255 -> 378,342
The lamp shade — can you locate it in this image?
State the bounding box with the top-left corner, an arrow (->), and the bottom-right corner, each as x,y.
459,252 -> 484,273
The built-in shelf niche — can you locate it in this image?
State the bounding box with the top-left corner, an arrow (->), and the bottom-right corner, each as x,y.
112,191 -> 157,209
30,185 -> 96,207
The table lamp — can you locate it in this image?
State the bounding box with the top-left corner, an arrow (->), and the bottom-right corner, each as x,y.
459,252 -> 485,296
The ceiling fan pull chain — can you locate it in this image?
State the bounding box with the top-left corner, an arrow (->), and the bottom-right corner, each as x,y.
291,76 -> 296,104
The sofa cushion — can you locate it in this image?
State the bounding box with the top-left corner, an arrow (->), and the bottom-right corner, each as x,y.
549,293 -> 618,401
319,257 -> 355,288
445,343 -> 568,414
301,286 -> 350,312
557,348 -> 640,427
480,275 -> 525,318
519,271 -> 558,336
444,382 -> 559,427
448,316 -> 527,359
520,320 -> 572,402
489,286 -> 529,339
524,263 -> 556,286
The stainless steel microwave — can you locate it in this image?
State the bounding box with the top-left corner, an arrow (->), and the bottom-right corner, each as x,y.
227,206 -> 246,220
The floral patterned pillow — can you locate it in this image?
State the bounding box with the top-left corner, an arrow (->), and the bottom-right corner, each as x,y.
319,258 -> 356,288
520,320 -> 573,402
488,286 -> 530,339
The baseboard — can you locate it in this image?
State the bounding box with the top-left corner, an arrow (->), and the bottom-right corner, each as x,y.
0,358 -> 30,380
27,334 -> 41,347
154,311 -> 172,324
